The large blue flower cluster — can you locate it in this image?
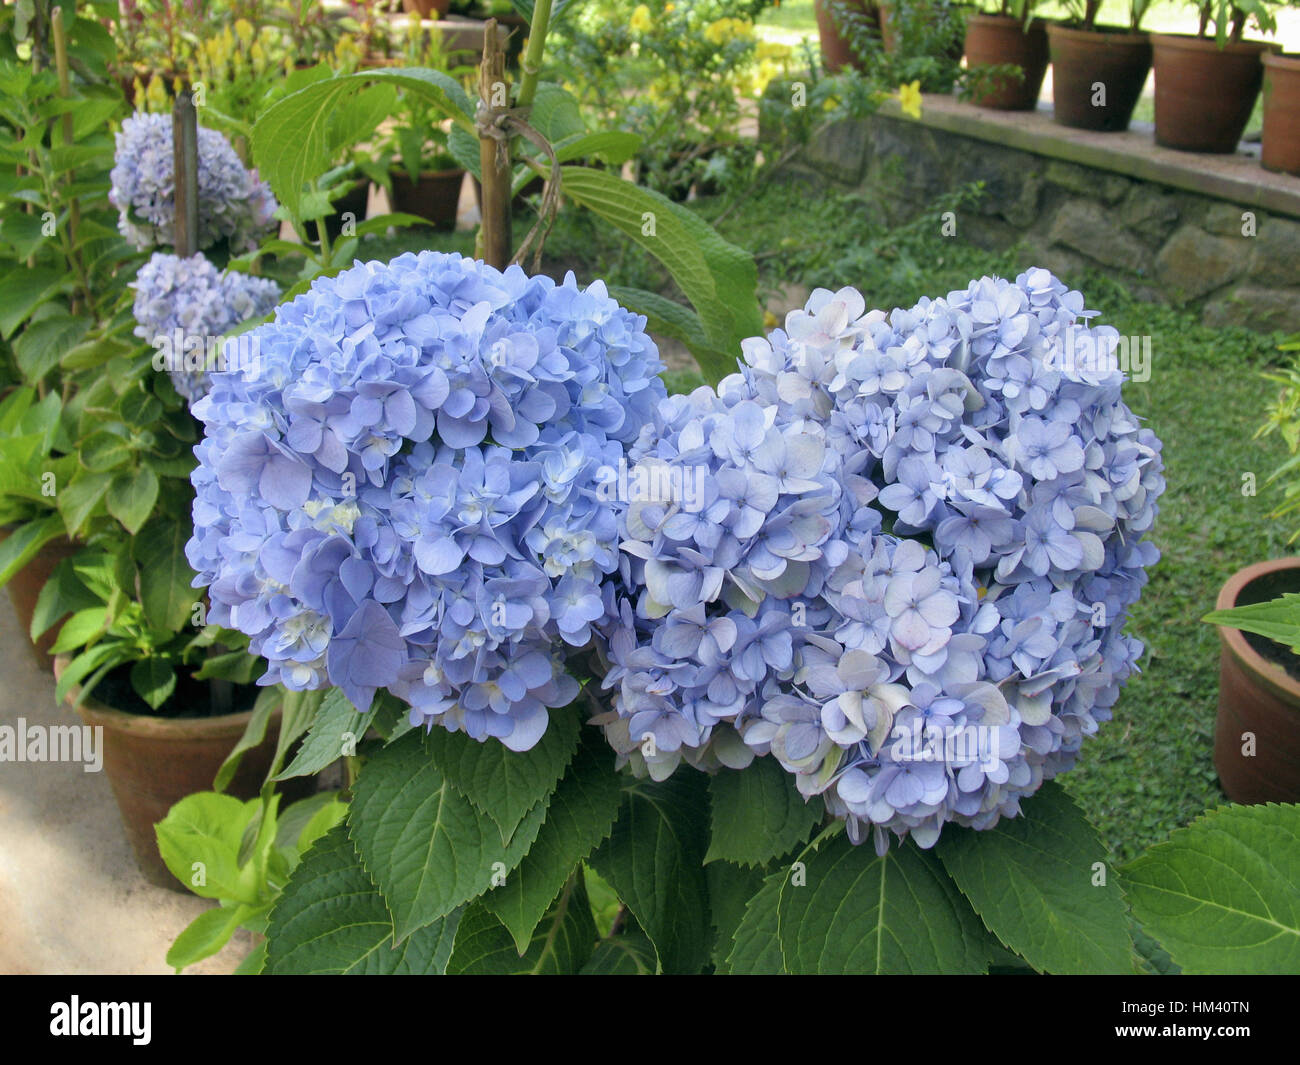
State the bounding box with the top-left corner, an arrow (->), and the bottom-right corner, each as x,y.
132,252 -> 282,403
110,111 -> 278,253
187,251 -> 665,751
597,269 -> 1163,851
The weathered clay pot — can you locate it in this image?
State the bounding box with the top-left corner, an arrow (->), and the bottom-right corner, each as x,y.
1152,33 -> 1277,153
1212,558 -> 1300,804
1262,53 -> 1300,177
1048,24 -> 1151,132
389,169 -> 466,231
54,655 -> 297,890
965,14 -> 1050,111
815,0 -> 877,73
1,529 -> 80,670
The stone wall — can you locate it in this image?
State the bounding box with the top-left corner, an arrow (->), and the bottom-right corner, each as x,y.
773,108 -> 1300,333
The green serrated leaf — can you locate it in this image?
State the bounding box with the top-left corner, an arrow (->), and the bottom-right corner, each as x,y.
776,833 -> 992,974
1122,802 -> 1300,975
481,732 -> 623,952
447,871 -> 596,975
265,825 -> 461,975
106,466 -> 159,534
723,866 -> 788,975
425,706 -> 579,845
134,517 -> 200,633
706,860 -> 769,970
276,687 -> 375,780
589,772 -> 711,974
349,731 -> 549,941
705,756 -> 823,867
130,656 -> 176,710
935,781 -> 1133,974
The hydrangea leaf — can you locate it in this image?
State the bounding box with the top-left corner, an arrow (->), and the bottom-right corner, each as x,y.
1122,803 -> 1300,975
480,733 -> 623,952
133,516 -> 201,633
580,933 -> 658,975
425,708 -> 580,847
265,825 -> 460,975
935,781 -> 1134,974
722,867 -> 788,975
275,687 -> 377,781
705,757 -> 824,868
447,872 -> 596,975
707,860 -> 770,970
776,832 -> 991,974
589,773 -> 712,974
349,732 -> 549,942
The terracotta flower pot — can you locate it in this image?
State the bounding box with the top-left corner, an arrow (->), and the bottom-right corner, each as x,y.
1,529 -> 80,670
311,180 -> 370,245
402,0 -> 452,17
53,655 -> 303,890
1152,33 -> 1277,154
1212,558 -> 1300,805
814,0 -> 876,73
965,14 -> 1050,111
389,169 -> 466,231
877,0 -> 899,54
1048,24 -> 1151,132
1262,53 -> 1300,177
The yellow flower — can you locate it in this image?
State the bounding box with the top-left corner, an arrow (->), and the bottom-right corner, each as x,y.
756,40 -> 792,62
664,2 -> 675,10
234,18 -> 253,47
898,80 -> 922,120
629,4 -> 651,33
145,73 -> 167,112
763,309 -> 779,330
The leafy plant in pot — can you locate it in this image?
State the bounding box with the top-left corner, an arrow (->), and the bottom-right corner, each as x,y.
1151,0 -> 1281,152
1047,0 -> 1154,131
963,0 -> 1049,110
1204,337 -> 1300,803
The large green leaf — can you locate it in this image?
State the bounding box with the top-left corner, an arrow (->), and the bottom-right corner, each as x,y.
0,512 -> 64,588
0,266 -> 65,338
106,466 -> 159,535
558,165 -> 762,383
935,781 -> 1133,974
579,932 -> 658,974
706,859 -> 769,969
776,832 -> 992,974
154,792 -> 264,904
349,731 -> 549,941
606,284 -> 735,383
723,867 -> 787,975
1122,803 -> 1300,974
425,706 -> 580,846
589,772 -> 712,974
705,756 -> 824,868
481,732 -> 623,952
12,314 -> 90,384
134,516 -> 200,633
252,69 -> 473,220
264,825 -> 461,975
447,872 -> 596,975
276,686 -> 376,781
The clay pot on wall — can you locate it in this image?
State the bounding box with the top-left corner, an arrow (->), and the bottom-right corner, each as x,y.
1212,558 -> 1300,804
1048,23 -> 1151,132
1151,34 -> 1277,153
1261,53 -> 1300,176
965,14 -> 1050,111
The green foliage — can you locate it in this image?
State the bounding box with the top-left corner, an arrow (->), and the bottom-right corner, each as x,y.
1123,804 -> 1300,974
704,755 -> 824,867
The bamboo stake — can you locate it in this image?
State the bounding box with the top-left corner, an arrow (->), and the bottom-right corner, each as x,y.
477,19 -> 511,271
172,89 -> 199,259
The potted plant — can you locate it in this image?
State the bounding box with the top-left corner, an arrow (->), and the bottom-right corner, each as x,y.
1205,337 -> 1300,803
1151,0 -> 1281,152
1047,0 -> 1154,131
1262,45 -> 1300,175
964,0 -> 1050,110
815,0 -> 885,72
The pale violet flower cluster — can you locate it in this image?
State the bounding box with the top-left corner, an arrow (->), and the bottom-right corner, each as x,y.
596,269 -> 1163,852
186,251 -> 665,752
110,111 -> 278,253
131,252 -> 281,403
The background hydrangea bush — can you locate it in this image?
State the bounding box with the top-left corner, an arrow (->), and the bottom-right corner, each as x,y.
110,110 -> 277,254
597,269 -> 1164,852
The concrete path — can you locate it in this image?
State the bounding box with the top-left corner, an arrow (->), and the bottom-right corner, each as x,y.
0,594 -> 249,975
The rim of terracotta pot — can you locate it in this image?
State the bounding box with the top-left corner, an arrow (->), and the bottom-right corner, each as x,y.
53,653 -> 264,739
1150,32 -> 1280,56
393,168 -> 467,183
968,13 -> 1047,28
1046,23 -> 1150,45
1263,52 -> 1300,69
1213,557 -> 1300,706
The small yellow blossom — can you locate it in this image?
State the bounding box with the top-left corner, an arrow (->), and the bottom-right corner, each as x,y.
898,80 -> 922,119
629,4 -> 652,33
756,40 -> 792,62
763,309 -> 779,330
234,18 -> 254,46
